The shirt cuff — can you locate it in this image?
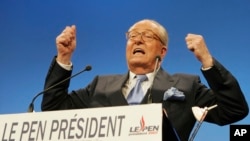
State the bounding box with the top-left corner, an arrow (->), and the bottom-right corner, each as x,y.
201,66 -> 212,71
57,60 -> 73,71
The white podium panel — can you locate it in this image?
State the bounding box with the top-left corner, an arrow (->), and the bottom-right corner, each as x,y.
0,104 -> 162,141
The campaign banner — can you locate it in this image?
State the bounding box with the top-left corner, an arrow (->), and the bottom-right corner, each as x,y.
0,104 -> 162,141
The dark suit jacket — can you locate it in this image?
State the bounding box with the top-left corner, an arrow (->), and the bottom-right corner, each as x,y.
42,57 -> 248,141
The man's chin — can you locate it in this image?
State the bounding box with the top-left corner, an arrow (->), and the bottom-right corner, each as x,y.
128,58 -> 147,66
129,56 -> 145,62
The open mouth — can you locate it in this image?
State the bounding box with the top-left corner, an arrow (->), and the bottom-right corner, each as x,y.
133,48 -> 145,54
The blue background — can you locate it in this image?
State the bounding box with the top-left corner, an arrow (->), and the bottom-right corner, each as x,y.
1,0 -> 249,140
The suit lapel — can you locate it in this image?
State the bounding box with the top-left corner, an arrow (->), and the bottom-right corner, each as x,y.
151,68 -> 178,103
108,73 -> 129,106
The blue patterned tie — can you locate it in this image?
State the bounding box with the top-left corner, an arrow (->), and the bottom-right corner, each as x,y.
127,75 -> 148,105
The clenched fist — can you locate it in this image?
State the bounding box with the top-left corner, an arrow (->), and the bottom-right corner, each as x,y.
185,33 -> 213,68
56,25 -> 76,65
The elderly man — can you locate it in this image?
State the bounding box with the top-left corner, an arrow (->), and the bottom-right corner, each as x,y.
42,19 -> 248,140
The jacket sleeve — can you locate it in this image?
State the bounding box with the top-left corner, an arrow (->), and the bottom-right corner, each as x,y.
198,58 -> 249,125
41,57 -> 93,111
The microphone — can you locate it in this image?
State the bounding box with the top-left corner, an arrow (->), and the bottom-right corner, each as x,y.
27,65 -> 92,113
147,55 -> 161,103
147,56 -> 181,141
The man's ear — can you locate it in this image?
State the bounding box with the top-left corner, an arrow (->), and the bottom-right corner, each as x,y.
160,46 -> 167,58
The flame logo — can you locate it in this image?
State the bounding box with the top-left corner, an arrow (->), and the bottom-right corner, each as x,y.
140,116 -> 145,131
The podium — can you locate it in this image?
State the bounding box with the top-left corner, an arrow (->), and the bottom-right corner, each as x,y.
0,104 -> 179,141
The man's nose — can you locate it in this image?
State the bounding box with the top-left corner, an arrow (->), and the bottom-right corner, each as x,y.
134,34 -> 144,44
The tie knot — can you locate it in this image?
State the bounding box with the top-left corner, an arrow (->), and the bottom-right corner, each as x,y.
136,75 -> 147,82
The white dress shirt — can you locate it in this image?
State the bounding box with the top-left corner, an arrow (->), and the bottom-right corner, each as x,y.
122,71 -> 156,99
